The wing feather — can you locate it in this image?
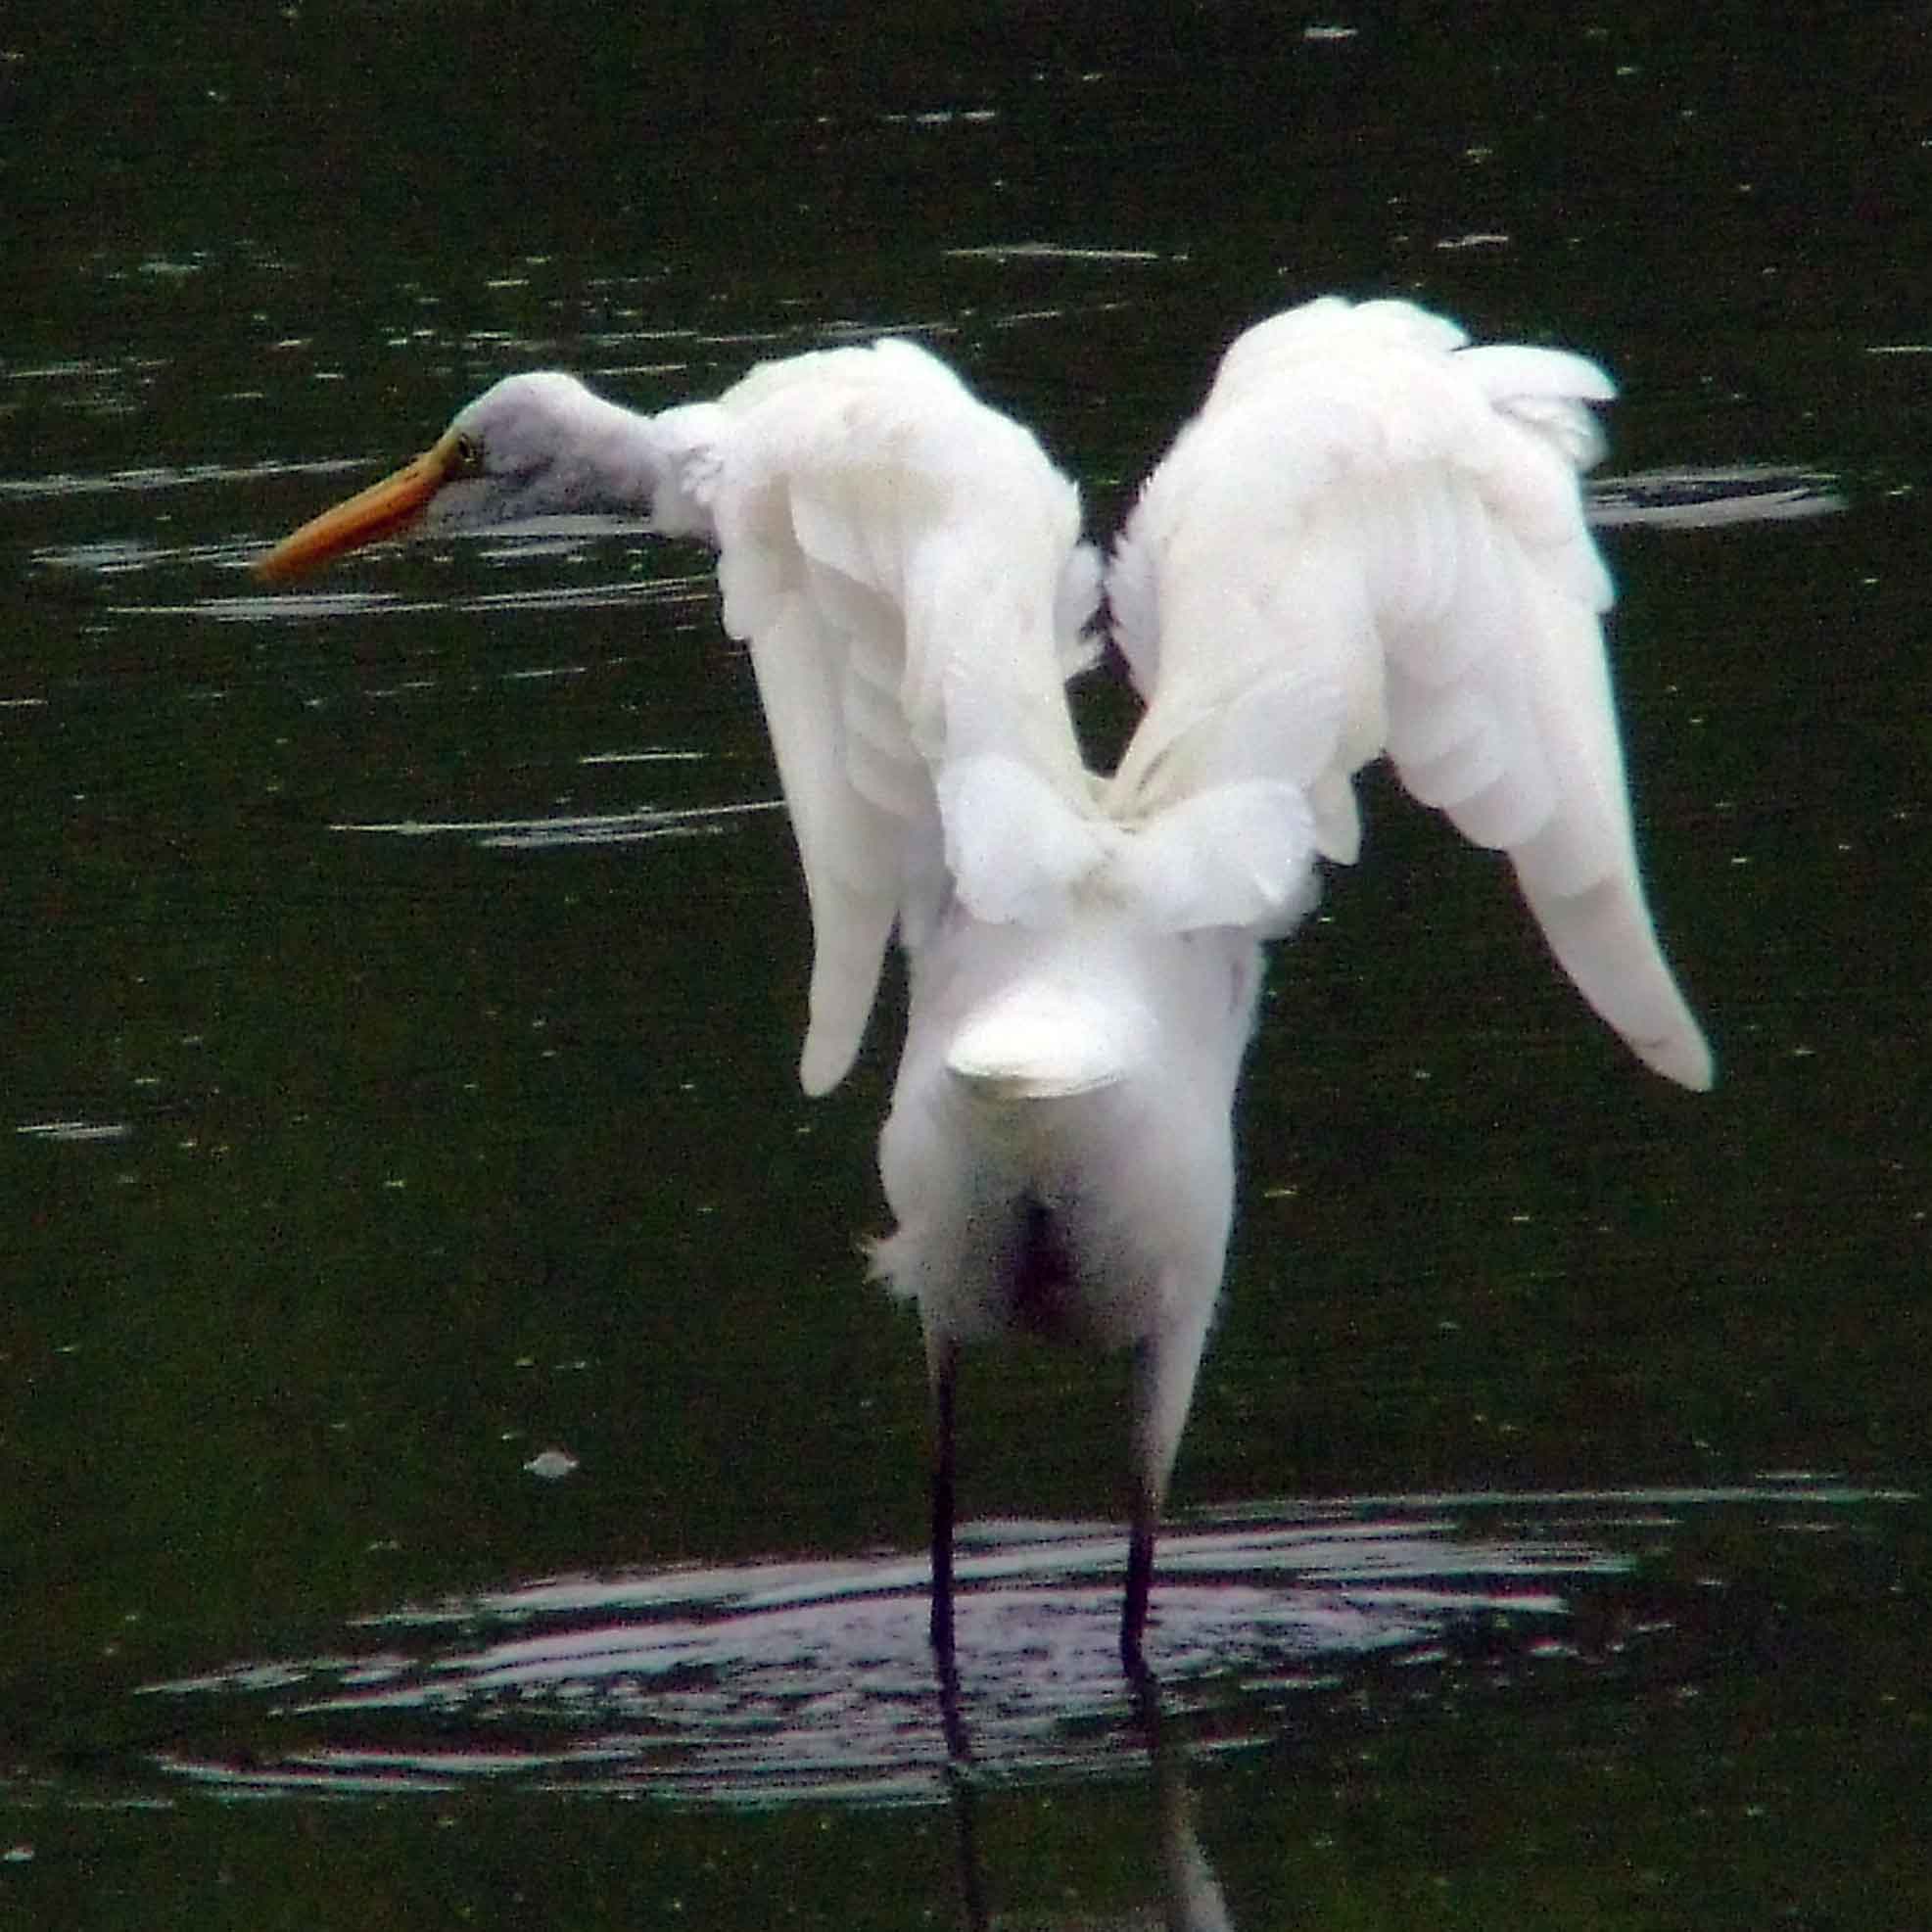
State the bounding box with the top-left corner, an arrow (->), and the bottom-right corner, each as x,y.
1107,297 -> 1711,1089
691,339 -> 1098,1093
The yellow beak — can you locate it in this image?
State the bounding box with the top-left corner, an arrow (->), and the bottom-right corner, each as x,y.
255,431 -> 465,583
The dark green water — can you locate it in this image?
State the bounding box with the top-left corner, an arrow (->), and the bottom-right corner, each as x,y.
5,10 -> 1928,1926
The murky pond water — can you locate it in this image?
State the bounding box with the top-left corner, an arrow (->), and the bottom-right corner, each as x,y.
6,11 -> 1928,1926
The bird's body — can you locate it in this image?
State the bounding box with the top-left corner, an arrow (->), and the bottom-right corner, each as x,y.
880,911 -> 1255,1351
258,296 -> 1712,1673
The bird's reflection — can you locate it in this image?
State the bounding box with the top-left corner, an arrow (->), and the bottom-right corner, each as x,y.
938,1650 -> 1233,1931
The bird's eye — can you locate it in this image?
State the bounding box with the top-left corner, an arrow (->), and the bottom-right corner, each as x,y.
450,432 -> 482,473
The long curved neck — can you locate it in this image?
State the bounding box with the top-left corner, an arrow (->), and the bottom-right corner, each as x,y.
547,383 -> 698,530
453,373 -> 724,542
562,387 -> 728,542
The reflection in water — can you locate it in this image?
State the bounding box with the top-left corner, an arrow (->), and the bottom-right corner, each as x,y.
943,1661 -> 1234,1931
1135,1683 -> 1235,1932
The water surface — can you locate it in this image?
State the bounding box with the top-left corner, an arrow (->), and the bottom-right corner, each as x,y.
5,9 -> 1928,1926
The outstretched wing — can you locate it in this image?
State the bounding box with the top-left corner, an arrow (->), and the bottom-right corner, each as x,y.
1107,297 -> 1711,1090
654,339 -> 1102,1095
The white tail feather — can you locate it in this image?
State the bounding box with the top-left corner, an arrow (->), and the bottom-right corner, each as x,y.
945,978 -> 1154,1102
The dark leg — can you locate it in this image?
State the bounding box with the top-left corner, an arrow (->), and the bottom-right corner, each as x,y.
928,1339 -> 960,1666
1122,1332 -> 1160,1677
1122,1311 -> 1210,1679
1122,1492 -> 1155,1680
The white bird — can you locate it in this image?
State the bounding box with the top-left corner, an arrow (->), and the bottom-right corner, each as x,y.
258,296 -> 1712,1673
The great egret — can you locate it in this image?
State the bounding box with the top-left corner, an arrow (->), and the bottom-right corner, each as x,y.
258,296 -> 1712,1673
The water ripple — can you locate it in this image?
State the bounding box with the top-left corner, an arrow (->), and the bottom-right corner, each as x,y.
134,1484 -> 1905,1810
329,798 -> 783,849
3,457 -> 366,503
1589,464 -> 1846,529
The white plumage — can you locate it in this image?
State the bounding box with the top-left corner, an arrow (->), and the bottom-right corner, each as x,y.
258,296 -> 1712,1672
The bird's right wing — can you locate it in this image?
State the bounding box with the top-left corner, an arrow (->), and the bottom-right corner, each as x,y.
652,340 -> 1102,1095
1106,297 -> 1711,1089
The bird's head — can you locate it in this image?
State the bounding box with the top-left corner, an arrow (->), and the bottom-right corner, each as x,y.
255,371 -> 628,582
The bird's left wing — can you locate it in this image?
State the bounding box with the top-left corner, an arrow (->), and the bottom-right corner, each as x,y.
653,340 -> 1102,1095
1106,297 -> 1710,1089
